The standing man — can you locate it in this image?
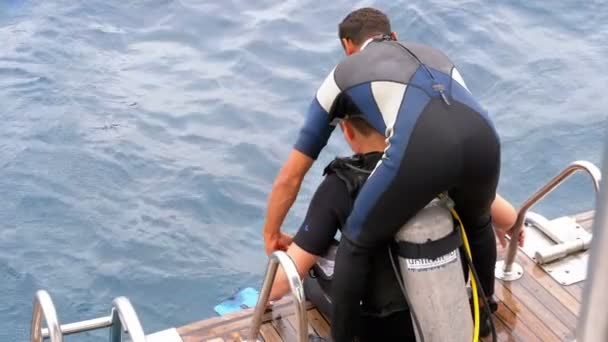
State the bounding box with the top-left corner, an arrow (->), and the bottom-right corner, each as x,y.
263,7 -> 503,341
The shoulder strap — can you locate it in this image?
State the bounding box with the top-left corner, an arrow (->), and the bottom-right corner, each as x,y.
323,153 -> 382,197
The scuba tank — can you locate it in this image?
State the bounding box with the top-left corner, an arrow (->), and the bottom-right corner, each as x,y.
394,196 -> 473,342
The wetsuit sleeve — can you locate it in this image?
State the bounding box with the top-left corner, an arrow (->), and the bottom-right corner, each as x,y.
293,68 -> 341,159
293,174 -> 351,256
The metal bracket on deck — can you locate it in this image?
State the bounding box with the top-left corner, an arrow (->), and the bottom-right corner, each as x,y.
494,260 -> 523,281
519,211 -> 591,285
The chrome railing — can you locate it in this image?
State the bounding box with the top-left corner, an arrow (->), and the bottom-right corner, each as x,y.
248,251 -> 307,342
30,290 -> 145,342
109,297 -> 146,342
31,290 -> 63,342
577,145 -> 608,342
496,160 -> 601,281
42,316 -> 112,337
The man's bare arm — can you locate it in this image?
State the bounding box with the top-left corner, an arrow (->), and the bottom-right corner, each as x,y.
491,193 -> 517,230
263,149 -> 314,255
491,193 -> 524,247
269,243 -> 319,300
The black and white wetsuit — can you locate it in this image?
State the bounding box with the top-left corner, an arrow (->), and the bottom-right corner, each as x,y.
293,38 -> 500,341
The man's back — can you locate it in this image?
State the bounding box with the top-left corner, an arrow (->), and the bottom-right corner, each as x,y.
295,38 -> 493,163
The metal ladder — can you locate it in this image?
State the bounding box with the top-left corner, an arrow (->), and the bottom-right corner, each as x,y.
248,251 -> 308,342
30,290 -> 146,342
577,145 -> 608,342
495,160 -> 601,281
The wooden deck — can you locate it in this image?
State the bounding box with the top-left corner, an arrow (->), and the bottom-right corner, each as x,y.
172,299 -> 330,342
147,211 -> 593,342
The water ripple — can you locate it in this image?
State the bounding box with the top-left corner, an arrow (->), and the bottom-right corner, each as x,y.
1,1 -> 607,340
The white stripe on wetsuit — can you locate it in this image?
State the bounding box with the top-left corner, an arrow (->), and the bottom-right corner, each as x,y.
451,68 -> 470,93
316,67 -> 341,113
368,81 -> 408,177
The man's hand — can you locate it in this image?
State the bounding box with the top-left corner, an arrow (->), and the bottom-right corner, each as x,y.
495,225 -> 526,248
264,231 -> 293,255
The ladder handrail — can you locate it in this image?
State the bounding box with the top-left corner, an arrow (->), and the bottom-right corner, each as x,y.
501,160 -> 601,277
577,148 -> 608,342
31,290 -> 63,342
42,316 -> 113,337
109,297 -> 146,342
248,251 -> 307,342
32,292 -> 145,342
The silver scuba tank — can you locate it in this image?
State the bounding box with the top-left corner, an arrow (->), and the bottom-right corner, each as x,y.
394,196 -> 473,342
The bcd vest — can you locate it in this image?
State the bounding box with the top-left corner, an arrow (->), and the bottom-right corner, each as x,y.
313,152 -> 408,317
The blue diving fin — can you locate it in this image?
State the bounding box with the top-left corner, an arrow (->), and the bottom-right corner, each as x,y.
213,287 -> 260,316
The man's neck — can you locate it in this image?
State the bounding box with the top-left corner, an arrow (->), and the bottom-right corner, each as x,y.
357,139 -> 387,154
359,33 -> 394,51
359,37 -> 374,51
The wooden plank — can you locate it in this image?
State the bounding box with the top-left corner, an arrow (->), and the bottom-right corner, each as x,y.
482,316 -> 512,342
177,311 -> 243,336
493,300 -> 542,342
285,311 -> 317,337
563,283 -> 583,302
502,277 -> 573,340
178,298 -> 310,335
271,315 -> 297,342
317,308 -> 330,323
307,309 -> 331,338
178,300 -> 314,340
518,268 -> 578,331
181,316 -> 247,341
224,330 -> 247,342
177,298 -> 288,336
259,323 -> 282,342
495,280 -> 560,341
493,317 -> 514,342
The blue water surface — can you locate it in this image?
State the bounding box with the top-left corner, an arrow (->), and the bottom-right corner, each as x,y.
1,1 -> 607,341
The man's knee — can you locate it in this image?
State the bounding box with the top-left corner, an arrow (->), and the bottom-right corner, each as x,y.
304,277 -> 332,320
464,217 -> 494,240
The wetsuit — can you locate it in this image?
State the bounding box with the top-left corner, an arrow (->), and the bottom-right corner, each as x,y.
293,152 -> 415,341
293,37 -> 500,341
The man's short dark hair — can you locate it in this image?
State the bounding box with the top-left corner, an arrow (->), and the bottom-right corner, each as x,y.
338,7 -> 391,45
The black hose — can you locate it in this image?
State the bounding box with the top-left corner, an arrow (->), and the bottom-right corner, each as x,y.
462,247 -> 497,342
388,246 -> 425,342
